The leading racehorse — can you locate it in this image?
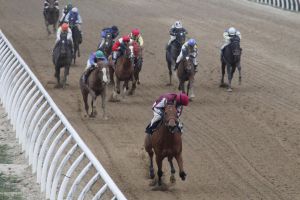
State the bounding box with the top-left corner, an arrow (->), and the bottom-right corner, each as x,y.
166,31 -> 186,85
43,0 -> 59,35
52,33 -> 72,88
144,102 -> 187,186
220,35 -> 242,92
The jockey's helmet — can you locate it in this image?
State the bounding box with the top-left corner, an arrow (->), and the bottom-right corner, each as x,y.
66,4 -> 73,11
122,36 -> 130,43
111,25 -> 119,32
176,92 -> 189,106
228,27 -> 237,36
188,39 -> 196,47
132,29 -> 140,37
95,50 -> 105,59
71,7 -> 78,13
61,23 -> 69,32
174,21 -> 183,29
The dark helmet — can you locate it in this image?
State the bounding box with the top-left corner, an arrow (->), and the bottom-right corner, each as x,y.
111,25 -> 119,32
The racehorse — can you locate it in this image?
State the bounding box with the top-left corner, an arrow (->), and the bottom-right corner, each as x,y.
144,102 -> 187,186
166,31 -> 186,85
98,32 -> 114,58
220,35 -> 242,92
52,33 -> 72,88
43,0 -> 59,35
69,23 -> 81,64
79,60 -> 109,119
177,56 -> 196,100
111,43 -> 136,100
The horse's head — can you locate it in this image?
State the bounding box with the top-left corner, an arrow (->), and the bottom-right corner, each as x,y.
96,61 -> 109,84
230,36 -> 241,63
102,33 -> 113,56
163,103 -> 179,132
176,31 -> 186,46
59,33 -> 69,56
48,0 -> 58,11
120,42 -> 134,61
183,56 -> 195,74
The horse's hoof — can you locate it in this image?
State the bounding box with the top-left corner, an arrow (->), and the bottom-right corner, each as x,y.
179,171 -> 187,181
128,91 -> 134,96
170,175 -> 176,183
150,169 -> 155,179
54,84 -> 62,89
227,88 -> 233,92
137,80 -> 140,85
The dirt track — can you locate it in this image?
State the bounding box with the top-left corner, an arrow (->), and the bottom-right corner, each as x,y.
1,0 -> 300,199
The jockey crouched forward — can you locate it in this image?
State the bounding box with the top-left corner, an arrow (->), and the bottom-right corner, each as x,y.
53,23 -> 73,53
220,27 -> 241,58
145,92 -> 189,136
98,25 -> 119,50
65,7 -> 83,43
59,3 -> 72,25
167,20 -> 188,49
129,28 -> 144,65
111,35 -> 133,64
82,50 -> 108,83
175,38 -> 198,72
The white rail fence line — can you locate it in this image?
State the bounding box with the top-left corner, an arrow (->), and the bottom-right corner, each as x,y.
0,30 -> 127,200
249,0 -> 300,11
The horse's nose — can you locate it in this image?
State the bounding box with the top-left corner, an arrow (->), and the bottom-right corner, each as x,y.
168,119 -> 176,127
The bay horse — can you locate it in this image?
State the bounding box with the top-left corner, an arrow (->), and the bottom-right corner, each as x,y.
220,35 -> 242,92
166,31 -> 186,85
43,0 -> 59,35
52,33 -> 72,88
144,102 -> 187,186
177,56 -> 196,100
79,61 -> 109,119
111,43 -> 136,100
69,23 -> 81,64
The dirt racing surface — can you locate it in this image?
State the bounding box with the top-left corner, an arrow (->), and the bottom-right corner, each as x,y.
1,0 -> 300,199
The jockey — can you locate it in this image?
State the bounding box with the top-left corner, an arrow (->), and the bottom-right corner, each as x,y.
54,23 -> 73,50
129,28 -> 144,48
220,27 -> 241,56
97,25 -> 119,50
83,50 -> 108,83
44,0 -> 59,13
167,20 -> 188,47
59,3 -> 72,24
65,7 -> 83,41
145,92 -> 189,135
175,38 -> 198,72
111,35 -> 133,64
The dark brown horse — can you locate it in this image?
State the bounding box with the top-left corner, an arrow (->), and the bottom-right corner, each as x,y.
132,41 -> 143,85
79,61 -> 109,119
144,103 -> 186,186
43,0 -> 59,35
177,56 -> 196,100
111,43 -> 136,100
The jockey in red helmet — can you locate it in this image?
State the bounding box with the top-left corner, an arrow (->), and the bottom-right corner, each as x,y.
145,92 -> 189,135
111,35 -> 133,64
129,28 -> 144,47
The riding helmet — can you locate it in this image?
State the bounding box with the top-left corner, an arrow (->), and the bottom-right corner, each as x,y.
61,23 -> 69,31
132,29 -> 140,37
95,50 -> 105,58
176,92 -> 189,106
188,38 -> 196,47
228,27 -> 236,36
122,35 -> 130,42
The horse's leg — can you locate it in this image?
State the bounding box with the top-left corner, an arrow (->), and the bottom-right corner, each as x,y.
168,157 -> 176,183
101,88 -> 108,120
175,153 -> 186,181
82,89 -> 89,116
220,61 -> 226,87
168,64 -> 173,86
53,23 -> 56,33
189,77 -> 195,99
144,135 -> 155,179
129,74 -> 136,96
73,46 -> 77,64
54,66 -> 61,88
227,64 -> 233,92
90,98 -> 97,118
62,65 -> 69,89
156,155 -> 163,186
237,62 -> 242,85
78,45 -> 80,57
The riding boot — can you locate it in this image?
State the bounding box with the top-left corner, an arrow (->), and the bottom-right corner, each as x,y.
174,62 -> 179,71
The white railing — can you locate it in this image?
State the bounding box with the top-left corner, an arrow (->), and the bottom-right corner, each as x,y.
0,30 -> 127,200
249,0 -> 300,11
